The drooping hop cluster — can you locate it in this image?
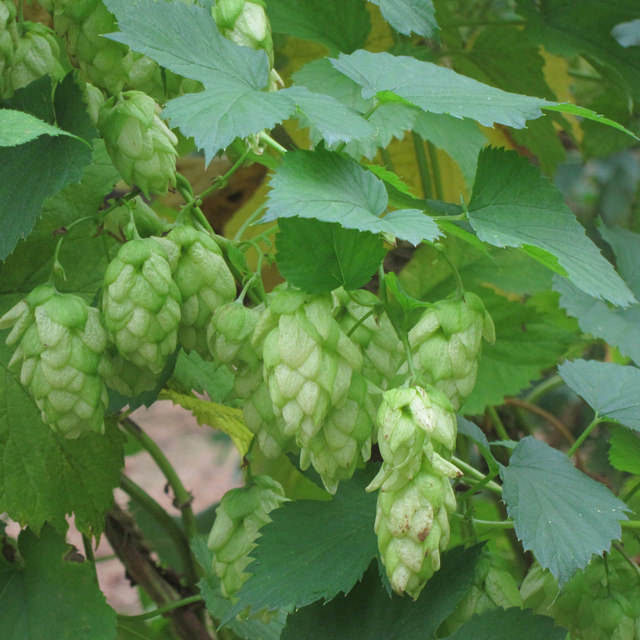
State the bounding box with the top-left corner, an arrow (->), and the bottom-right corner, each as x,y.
332,287 -> 404,391
207,475 -> 287,598
1,18 -> 66,99
368,386 -> 460,599
50,0 -> 133,94
410,291 -> 495,410
0,284 -> 109,438
98,90 -> 178,196
521,558 -> 640,640
101,237 -> 182,375
437,552 -> 523,636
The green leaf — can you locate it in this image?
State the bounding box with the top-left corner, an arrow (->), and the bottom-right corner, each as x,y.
558,359 -> 640,431
267,0 -> 371,54
500,436 -> 629,586
457,416 -> 499,475
369,0 -> 438,38
0,526 -> 117,640
281,545 -> 484,640
0,108 -> 78,146
608,427 -> 640,475
263,149 -> 441,245
283,85 -> 377,146
226,468 -> 379,618
330,50 -> 553,128
171,350 -> 234,403
444,607 -> 567,640
161,388 -> 253,457
276,218 -> 385,293
0,75 -> 95,260
468,147 -> 635,307
461,289 -> 576,415
600,224 -> 640,296
545,103 -> 639,141
515,0 -> 640,102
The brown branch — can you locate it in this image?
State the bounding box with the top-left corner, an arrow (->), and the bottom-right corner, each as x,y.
105,504 -> 215,640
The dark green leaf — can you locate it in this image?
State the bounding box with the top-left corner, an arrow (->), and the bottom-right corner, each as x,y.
0,75 -> 95,260
457,417 -> 499,475
558,359 -> 640,430
276,218 -> 385,293
226,468 -> 379,618
171,350 -> 234,403
0,526 -> 116,639
383,272 -> 432,338
330,50 -> 553,128
444,607 -> 567,640
500,436 -> 628,586
608,427 -> 640,475
267,0 -> 371,54
369,0 -> 438,38
263,149 -> 441,244
468,147 -> 635,307
281,545 -> 484,640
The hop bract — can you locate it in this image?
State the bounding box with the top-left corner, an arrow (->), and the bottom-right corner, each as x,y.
164,226 -> 236,359
51,0 -> 133,94
409,291 -> 495,410
207,475 -> 287,598
98,90 -> 178,196
0,284 -> 108,438
101,237 -> 182,375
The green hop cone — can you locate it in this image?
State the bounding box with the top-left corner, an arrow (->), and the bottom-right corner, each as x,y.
374,455 -> 458,599
4,21 -> 66,97
437,552 -> 522,636
125,52 -> 183,102
0,1 -> 17,98
262,288 -> 363,447
98,90 -> 178,196
332,288 -> 404,390
0,284 -> 108,438
409,291 -> 495,410
522,557 -> 640,640
162,226 -> 236,359
207,475 -> 287,598
300,371 -> 375,494
101,237 -> 182,374
52,0 -> 133,94
101,345 -> 159,398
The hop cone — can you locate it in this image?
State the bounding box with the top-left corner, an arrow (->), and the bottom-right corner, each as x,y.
0,284 -> 108,438
409,291 -> 495,410
98,90 -> 178,196
0,1 -> 17,98
102,237 -> 182,374
207,475 -> 287,598
102,345 -> 159,398
375,455 -> 459,599
300,371 -> 375,494
164,226 -> 236,359
522,558 -> 640,640
262,288 -> 363,447
332,288 -> 404,390
437,552 -> 522,636
52,0 -> 132,94
4,21 -> 66,97
125,52 -> 183,102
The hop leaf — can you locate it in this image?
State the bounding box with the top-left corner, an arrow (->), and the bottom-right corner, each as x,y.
98,90 -> 178,196
101,237 -> 182,374
0,284 -> 109,438
207,475 -> 287,598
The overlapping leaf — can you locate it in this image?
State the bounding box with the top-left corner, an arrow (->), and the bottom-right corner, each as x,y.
468,147 -> 635,307
500,436 -> 628,586
369,0 -> 438,38
0,109 -> 77,147
608,427 -> 640,475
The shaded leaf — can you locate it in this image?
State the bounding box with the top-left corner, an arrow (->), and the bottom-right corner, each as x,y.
171,350 -> 234,403
468,147 -> 635,307
0,526 -> 116,640
369,0 -> 438,38
330,50 -> 553,128
457,416 -> 499,476
500,436 -> 628,586
608,427 -> 640,475
558,359 -> 640,431
0,109 -> 78,146
276,218 -> 385,293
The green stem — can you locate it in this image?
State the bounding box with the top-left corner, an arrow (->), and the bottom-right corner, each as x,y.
621,520 -> 640,529
232,204 -> 267,242
613,541 -> 640,580
258,132 -> 288,155
82,534 -> 96,565
121,418 -> 199,541
411,132 -> 433,199
431,243 -> 464,298
525,374 -> 564,405
426,141 -> 443,200
400,334 -> 417,386
119,595 -> 204,623
119,474 -> 198,586
451,456 -> 503,495
567,416 -> 602,457
199,148 -> 253,202
451,514 -> 514,529
460,470 -> 500,499
345,308 -> 376,338
488,406 -> 510,441
622,478 -> 640,504
379,147 -> 395,172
